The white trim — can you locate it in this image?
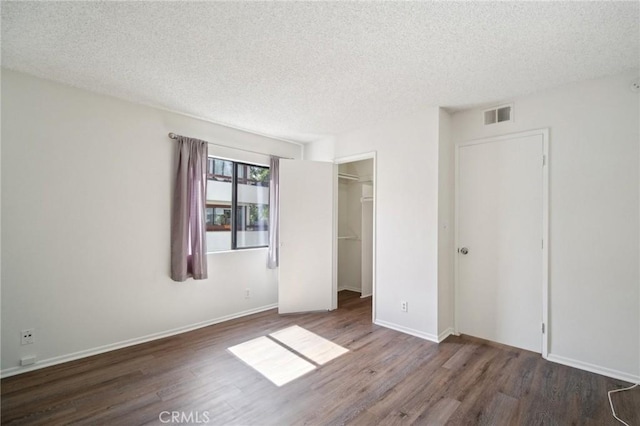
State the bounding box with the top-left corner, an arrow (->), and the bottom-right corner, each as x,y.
454,128 -> 550,358
206,151 -> 269,168
331,163 -> 339,311
334,152 -> 377,164
338,285 -> 362,293
206,246 -> 268,255
438,327 -> 455,342
541,129 -> 550,358
1,303 -> 278,379
139,106 -> 305,149
374,320 -> 439,343
360,293 -> 372,299
454,139 -> 461,341
334,152 -> 377,324
547,354 -> 640,384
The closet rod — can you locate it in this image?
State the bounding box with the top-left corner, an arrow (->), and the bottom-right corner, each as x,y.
338,172 -> 359,181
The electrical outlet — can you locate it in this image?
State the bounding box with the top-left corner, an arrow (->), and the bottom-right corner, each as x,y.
401,301 -> 408,312
21,329 -> 35,345
245,288 -> 251,299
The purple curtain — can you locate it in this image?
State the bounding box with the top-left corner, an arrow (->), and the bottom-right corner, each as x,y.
171,136 -> 208,281
267,156 -> 280,269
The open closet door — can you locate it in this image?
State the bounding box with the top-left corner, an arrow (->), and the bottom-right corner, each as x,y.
278,159 -> 335,314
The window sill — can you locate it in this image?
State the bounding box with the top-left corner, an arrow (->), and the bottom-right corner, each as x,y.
207,246 -> 268,255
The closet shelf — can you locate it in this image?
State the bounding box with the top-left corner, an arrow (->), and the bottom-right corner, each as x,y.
338,235 -> 359,240
360,196 -> 374,203
338,173 -> 373,184
338,173 -> 359,181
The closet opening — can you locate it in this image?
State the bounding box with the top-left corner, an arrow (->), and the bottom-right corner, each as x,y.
336,156 -> 375,316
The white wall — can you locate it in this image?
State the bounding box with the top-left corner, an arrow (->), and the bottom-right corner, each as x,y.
1,70 -> 301,376
451,70 -> 640,381
303,136 -> 335,162
308,108 -> 443,341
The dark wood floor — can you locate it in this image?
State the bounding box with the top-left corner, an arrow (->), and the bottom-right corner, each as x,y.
2,291 -> 638,425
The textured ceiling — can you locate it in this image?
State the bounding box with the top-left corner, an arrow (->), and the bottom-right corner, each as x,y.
2,1 -> 639,143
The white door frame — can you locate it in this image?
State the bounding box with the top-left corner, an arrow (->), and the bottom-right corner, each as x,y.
334,152 -> 377,323
454,129 -> 549,358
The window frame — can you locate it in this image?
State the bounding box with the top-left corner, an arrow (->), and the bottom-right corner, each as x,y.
206,156 -> 270,252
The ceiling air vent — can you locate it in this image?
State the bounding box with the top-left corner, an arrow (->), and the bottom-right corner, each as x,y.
483,104 -> 513,125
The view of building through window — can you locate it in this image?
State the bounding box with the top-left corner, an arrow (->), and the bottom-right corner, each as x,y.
205,157 -> 269,252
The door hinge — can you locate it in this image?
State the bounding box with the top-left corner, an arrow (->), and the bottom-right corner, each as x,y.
542,239 -> 544,249
542,323 -> 545,333
542,155 -> 546,167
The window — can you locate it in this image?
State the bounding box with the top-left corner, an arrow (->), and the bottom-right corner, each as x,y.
205,156 -> 270,252
205,205 -> 231,231
207,158 -> 233,182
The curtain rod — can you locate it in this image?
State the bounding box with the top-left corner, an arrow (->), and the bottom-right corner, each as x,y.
168,132 -> 292,159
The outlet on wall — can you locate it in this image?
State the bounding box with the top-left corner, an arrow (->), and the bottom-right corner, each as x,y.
401,301 -> 408,312
21,328 -> 35,345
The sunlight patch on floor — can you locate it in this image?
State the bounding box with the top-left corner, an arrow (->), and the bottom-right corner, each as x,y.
228,326 -> 348,386
269,325 -> 349,365
227,336 -> 316,387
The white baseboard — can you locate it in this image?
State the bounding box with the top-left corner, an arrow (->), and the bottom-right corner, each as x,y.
374,319 -> 439,343
1,303 -> 278,379
546,353 -> 640,384
338,285 -> 362,293
438,327 -> 455,342
360,293 -> 372,298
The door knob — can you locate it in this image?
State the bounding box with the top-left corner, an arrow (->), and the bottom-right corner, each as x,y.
459,247 -> 469,255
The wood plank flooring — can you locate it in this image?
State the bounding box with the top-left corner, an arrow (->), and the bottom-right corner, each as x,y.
2,291 -> 638,425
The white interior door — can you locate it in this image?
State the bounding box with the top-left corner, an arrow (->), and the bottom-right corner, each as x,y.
279,159 -> 335,314
457,132 -> 546,353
